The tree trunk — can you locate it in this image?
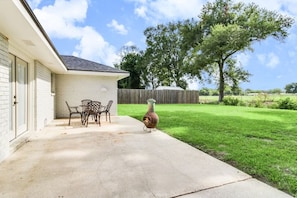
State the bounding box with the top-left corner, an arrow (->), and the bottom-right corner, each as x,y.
218,61 -> 225,102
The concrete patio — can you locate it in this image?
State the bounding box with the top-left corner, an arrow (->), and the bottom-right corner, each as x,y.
0,116 -> 293,198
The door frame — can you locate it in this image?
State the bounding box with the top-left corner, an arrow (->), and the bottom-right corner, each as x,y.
9,53 -> 28,141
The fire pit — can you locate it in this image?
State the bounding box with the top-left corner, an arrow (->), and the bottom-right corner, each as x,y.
143,98 -> 159,131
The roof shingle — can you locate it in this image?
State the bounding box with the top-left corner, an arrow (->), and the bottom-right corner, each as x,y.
61,55 -> 128,74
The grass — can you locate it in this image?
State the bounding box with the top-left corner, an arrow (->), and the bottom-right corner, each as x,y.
118,104 -> 297,197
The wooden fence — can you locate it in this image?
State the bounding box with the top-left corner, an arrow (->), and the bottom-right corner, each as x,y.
118,89 -> 199,104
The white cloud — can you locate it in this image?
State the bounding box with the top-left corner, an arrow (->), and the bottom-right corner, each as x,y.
150,0 -> 203,19
257,53 -> 279,68
235,53 -> 250,67
107,20 -> 128,35
32,0 -> 118,66
267,53 -> 279,68
234,0 -> 297,18
187,77 -> 199,90
135,5 -> 147,18
124,41 -> 136,47
132,0 -> 204,23
131,0 -> 297,24
33,0 -> 88,39
73,26 -> 119,66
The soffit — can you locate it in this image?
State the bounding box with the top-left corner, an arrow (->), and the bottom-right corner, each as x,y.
64,70 -> 130,81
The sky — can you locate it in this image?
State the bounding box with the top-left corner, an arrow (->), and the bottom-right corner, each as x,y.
27,0 -> 297,91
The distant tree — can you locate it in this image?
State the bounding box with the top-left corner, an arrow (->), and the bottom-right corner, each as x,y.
268,88 -> 282,94
182,0 -> 294,102
245,89 -> 252,94
143,22 -> 188,89
199,87 -> 211,96
115,46 -> 145,89
224,88 -> 232,95
212,90 -> 219,96
285,83 -> 297,93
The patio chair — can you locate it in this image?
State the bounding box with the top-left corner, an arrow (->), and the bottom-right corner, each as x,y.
85,101 -> 102,127
99,100 -> 113,123
81,99 -> 92,124
65,101 -> 82,126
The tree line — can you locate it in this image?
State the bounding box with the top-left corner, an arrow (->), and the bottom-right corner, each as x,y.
199,86 -> 297,96
115,0 -> 294,102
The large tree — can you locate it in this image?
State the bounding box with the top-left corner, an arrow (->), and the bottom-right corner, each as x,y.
115,46 -> 145,89
183,0 -> 294,102
285,82 -> 297,93
143,22 -> 188,89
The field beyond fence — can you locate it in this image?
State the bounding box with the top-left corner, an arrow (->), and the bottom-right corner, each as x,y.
118,89 -> 199,104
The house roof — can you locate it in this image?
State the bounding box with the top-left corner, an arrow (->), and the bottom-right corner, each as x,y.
61,55 -> 128,74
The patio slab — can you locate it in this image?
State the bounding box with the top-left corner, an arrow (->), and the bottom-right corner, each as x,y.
0,116 -> 293,198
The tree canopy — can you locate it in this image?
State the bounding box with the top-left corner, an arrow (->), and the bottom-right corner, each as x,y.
116,0 -> 294,97
143,22 -> 188,89
184,0 -> 294,101
285,82 -> 297,93
115,46 -> 145,89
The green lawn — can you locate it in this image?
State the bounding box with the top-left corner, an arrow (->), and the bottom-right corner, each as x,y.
118,104 -> 297,197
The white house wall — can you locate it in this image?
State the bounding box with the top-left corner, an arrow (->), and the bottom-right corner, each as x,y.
0,33 -> 36,162
55,74 -> 118,118
0,34 -> 10,162
35,61 -> 54,130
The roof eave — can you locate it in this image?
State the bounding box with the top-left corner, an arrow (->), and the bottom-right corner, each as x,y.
63,70 -> 130,80
0,0 -> 67,73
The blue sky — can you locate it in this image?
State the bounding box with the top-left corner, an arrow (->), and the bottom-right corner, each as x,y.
27,0 -> 297,91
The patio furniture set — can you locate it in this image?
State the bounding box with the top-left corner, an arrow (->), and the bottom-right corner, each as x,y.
65,99 -> 113,126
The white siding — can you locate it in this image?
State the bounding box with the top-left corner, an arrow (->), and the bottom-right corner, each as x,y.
35,62 -> 54,130
55,74 -> 118,118
0,34 -> 9,161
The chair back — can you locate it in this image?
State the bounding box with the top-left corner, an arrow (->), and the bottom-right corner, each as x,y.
105,100 -> 113,112
91,101 -> 101,113
65,101 -> 71,112
81,99 -> 92,111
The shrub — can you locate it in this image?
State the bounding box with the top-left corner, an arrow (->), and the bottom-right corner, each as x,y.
223,97 -> 241,106
247,93 -> 270,108
247,100 -> 264,108
277,97 -> 297,110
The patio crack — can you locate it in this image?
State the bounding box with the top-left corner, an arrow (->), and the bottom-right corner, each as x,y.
170,177 -> 252,198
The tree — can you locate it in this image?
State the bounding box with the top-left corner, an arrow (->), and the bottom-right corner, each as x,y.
268,88 -> 282,94
183,0 -> 294,102
115,46 -> 145,89
143,22 -> 188,89
224,59 -> 249,95
199,87 -> 211,96
285,83 -> 297,93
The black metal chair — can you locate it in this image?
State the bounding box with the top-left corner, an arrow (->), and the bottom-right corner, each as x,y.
99,100 -> 113,123
65,101 -> 82,126
85,101 -> 102,127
